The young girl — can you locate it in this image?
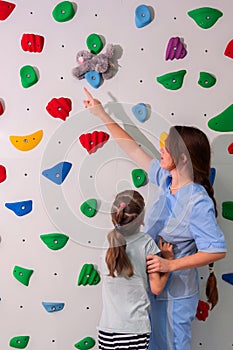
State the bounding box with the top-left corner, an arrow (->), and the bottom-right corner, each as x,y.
83,88 -> 226,350
98,190 -> 173,350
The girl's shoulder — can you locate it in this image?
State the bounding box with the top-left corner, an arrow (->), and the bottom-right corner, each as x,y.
126,231 -> 159,254
140,232 -> 160,255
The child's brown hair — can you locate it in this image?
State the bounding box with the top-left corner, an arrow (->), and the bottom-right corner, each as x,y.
105,190 -> 145,278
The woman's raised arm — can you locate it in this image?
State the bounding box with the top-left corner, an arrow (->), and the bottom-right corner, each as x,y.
83,88 -> 153,172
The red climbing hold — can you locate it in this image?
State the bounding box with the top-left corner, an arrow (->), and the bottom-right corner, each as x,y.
79,131 -> 109,154
224,39 -> 233,59
196,300 -> 210,321
0,165 -> 7,183
46,97 -> 72,121
21,33 -> 45,53
228,142 -> 233,154
0,1 -> 16,20
0,101 -> 4,116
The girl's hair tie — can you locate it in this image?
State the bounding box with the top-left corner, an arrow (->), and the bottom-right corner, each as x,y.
120,202 -> 126,208
209,265 -> 214,274
115,223 -> 121,230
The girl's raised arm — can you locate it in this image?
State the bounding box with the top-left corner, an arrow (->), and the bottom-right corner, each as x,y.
83,88 -> 153,172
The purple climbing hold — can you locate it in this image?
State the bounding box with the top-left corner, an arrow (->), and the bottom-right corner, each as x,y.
165,37 -> 187,60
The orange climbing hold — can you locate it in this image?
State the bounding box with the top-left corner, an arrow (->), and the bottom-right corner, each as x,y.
79,131 -> 109,154
46,97 -> 72,121
9,130 -> 43,151
0,1 -> 16,20
21,33 -> 45,53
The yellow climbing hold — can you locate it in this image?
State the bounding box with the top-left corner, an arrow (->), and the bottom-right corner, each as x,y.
160,132 -> 168,148
9,130 -> 43,151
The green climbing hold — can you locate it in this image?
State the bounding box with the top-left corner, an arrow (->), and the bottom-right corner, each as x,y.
74,336 -> 96,349
208,104 -> 233,132
132,169 -> 147,188
80,199 -> 97,218
222,202 -> 233,221
13,266 -> 34,286
9,336 -> 30,349
52,1 -> 75,22
20,65 -> 38,88
78,263 -> 101,286
86,34 -> 103,54
157,70 -> 186,90
198,72 -> 216,88
40,233 -> 69,250
188,7 -> 223,29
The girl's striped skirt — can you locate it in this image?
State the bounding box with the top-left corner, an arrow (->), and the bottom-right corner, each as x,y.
98,330 -> 150,350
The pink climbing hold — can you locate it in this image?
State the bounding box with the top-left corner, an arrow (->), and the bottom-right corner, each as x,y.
0,165 -> 7,183
165,37 -> 187,60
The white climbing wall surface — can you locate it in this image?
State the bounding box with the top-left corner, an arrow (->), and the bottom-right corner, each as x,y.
0,1 -> 233,349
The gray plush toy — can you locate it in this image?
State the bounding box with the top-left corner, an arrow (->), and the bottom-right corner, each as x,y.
72,43 -> 115,80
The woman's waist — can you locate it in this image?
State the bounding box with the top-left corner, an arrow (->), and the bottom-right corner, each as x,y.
154,268 -> 199,300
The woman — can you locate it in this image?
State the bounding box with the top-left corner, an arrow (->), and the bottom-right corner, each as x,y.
83,88 -> 226,350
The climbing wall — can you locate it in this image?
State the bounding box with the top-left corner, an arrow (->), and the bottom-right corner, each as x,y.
0,0 -> 232,349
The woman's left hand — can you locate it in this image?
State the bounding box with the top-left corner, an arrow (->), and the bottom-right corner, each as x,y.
146,254 -> 172,273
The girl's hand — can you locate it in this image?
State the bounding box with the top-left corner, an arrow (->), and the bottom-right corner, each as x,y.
158,236 -> 174,260
83,87 -> 105,117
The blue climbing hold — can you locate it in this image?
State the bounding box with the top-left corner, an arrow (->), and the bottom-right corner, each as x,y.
5,200 -> 33,216
85,71 -> 101,89
42,161 -> 72,185
222,273 -> 233,286
132,103 -> 148,122
209,167 -> 216,186
135,5 -> 151,28
42,301 -> 65,312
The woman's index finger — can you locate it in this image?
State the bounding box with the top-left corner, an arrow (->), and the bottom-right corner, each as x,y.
83,87 -> 93,100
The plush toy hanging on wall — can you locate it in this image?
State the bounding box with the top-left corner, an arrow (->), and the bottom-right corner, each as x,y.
72,44 -> 115,87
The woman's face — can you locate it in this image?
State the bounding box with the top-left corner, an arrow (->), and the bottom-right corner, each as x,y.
160,145 -> 176,171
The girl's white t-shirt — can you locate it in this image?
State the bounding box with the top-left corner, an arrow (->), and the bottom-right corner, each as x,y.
98,232 -> 160,334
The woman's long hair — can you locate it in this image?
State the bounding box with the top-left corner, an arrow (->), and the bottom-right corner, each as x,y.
166,126 -> 218,309
105,190 -> 145,278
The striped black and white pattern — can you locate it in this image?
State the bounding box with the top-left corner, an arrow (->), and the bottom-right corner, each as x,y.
98,330 -> 150,349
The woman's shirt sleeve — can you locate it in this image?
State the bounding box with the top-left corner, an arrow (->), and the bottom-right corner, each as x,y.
190,194 -> 227,253
148,159 -> 170,186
